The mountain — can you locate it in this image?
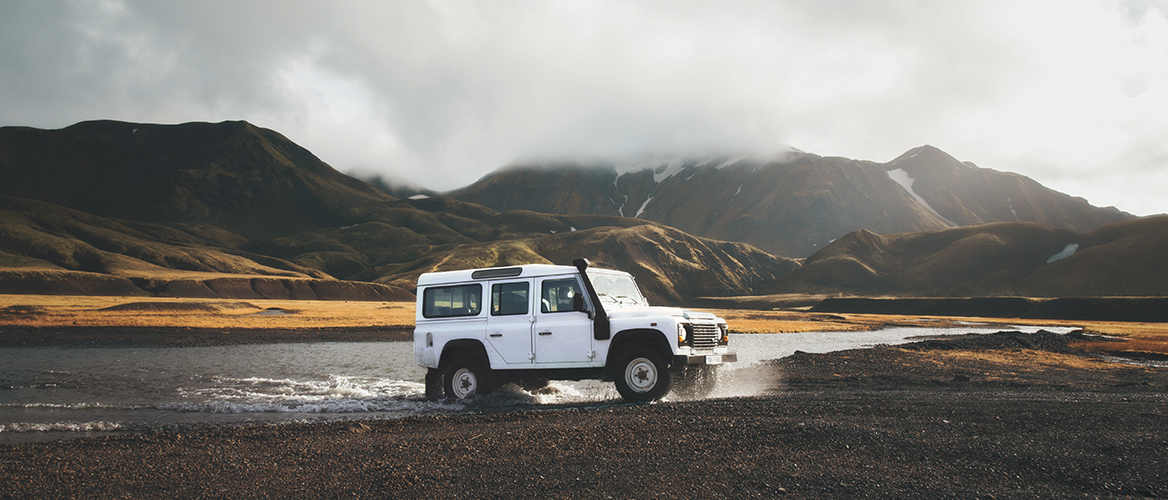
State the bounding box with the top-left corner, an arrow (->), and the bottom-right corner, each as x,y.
0,121 -> 799,305
757,216 -> 1168,297
0,120 -> 393,240
3,119 -> 1159,304
450,147 -> 1133,257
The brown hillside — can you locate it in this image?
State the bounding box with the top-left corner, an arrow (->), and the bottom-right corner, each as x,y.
1019,216 -> 1168,296
886,146 -> 1130,230
761,217 -> 1168,297
252,195 -> 659,281
0,120 -> 394,240
0,190 -> 788,305
0,196 -> 414,300
0,196 -> 324,278
357,222 -> 799,305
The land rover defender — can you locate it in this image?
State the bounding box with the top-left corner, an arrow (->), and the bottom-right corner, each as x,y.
414,259 -> 736,402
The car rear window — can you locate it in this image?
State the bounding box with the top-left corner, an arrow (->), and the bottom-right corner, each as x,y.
422,284 -> 483,318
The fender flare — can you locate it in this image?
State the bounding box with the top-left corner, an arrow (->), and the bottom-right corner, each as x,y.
604,328 -> 673,379
439,339 -> 491,368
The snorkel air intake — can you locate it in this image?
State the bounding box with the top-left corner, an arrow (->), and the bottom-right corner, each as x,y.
573,258 -> 611,340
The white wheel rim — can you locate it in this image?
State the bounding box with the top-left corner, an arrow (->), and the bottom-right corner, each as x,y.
624,357 -> 658,393
451,367 -> 477,399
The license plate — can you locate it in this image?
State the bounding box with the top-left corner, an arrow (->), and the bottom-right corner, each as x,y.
705,355 -> 722,365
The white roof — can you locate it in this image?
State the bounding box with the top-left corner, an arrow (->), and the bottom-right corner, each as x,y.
416,264 -> 626,286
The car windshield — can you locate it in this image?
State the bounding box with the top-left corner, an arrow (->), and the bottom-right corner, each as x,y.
586,270 -> 646,307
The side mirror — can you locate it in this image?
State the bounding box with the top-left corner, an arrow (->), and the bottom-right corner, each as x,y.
572,293 -> 589,316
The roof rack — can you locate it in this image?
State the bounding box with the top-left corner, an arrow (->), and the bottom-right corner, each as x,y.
470,267 -> 523,279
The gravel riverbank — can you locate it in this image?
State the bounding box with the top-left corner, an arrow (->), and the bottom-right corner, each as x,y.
2,332 -> 1165,499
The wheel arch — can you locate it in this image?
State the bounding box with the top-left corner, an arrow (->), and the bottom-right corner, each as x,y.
439,339 -> 491,368
605,328 -> 672,378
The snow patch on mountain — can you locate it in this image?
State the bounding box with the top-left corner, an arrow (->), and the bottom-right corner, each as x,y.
614,156 -> 732,185
716,156 -> 746,169
635,195 -> 654,218
1047,243 -> 1079,264
614,157 -> 686,184
886,168 -> 956,227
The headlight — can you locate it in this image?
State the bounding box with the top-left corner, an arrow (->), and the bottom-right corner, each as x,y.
677,323 -> 687,344
719,324 -> 729,344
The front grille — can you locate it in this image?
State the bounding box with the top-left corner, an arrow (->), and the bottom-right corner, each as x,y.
689,322 -> 719,349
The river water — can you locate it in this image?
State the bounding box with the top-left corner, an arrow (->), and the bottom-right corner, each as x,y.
0,324 -> 1077,443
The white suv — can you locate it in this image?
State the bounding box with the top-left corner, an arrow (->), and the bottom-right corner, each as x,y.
414,259 -> 736,402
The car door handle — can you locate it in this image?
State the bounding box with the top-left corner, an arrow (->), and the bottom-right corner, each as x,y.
538,331 -> 552,336
489,333 -> 503,337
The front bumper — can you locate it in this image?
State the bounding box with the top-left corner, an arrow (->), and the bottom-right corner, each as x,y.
674,352 -> 737,366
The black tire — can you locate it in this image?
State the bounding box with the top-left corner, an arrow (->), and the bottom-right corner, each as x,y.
614,349 -> 671,402
442,358 -> 492,400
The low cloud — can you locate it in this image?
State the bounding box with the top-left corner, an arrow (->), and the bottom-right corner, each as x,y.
3,0 -> 1167,215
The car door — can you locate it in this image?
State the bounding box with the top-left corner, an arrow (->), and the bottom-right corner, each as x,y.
532,275 -> 596,366
484,279 -> 534,365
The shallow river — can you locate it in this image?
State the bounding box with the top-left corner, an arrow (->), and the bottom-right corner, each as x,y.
0,324 -> 1076,443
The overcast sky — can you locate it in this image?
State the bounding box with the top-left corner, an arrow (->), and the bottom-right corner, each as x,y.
3,0 -> 1167,216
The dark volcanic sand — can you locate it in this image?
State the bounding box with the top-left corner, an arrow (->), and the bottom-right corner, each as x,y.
1,332 -> 1165,499
0,325 -> 412,347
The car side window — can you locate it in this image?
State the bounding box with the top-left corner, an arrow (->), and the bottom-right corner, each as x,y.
541,278 -> 582,313
421,284 -> 482,318
491,282 -> 529,316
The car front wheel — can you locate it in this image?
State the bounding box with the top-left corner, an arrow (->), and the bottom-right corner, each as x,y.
614,350 -> 671,402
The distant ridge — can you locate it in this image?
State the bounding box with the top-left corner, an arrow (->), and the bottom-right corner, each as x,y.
758,216 -> 1168,297
450,147 -> 1133,257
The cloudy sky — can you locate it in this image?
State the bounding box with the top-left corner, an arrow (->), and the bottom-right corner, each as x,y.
3,0 -> 1167,215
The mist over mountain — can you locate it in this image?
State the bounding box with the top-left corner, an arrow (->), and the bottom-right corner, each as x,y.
450,147 -> 1133,258
351,172 -> 439,200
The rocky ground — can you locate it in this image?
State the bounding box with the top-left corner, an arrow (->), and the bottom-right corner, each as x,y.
1,331 -> 1165,499
0,324 -> 412,347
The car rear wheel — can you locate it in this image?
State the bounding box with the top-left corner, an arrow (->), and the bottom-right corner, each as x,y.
442,358 -> 492,400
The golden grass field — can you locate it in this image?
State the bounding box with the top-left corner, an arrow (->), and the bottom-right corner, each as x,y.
1,294 -> 1166,355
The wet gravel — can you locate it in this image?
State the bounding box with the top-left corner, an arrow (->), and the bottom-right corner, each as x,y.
0,325 -> 412,347
1,332 -> 1165,499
